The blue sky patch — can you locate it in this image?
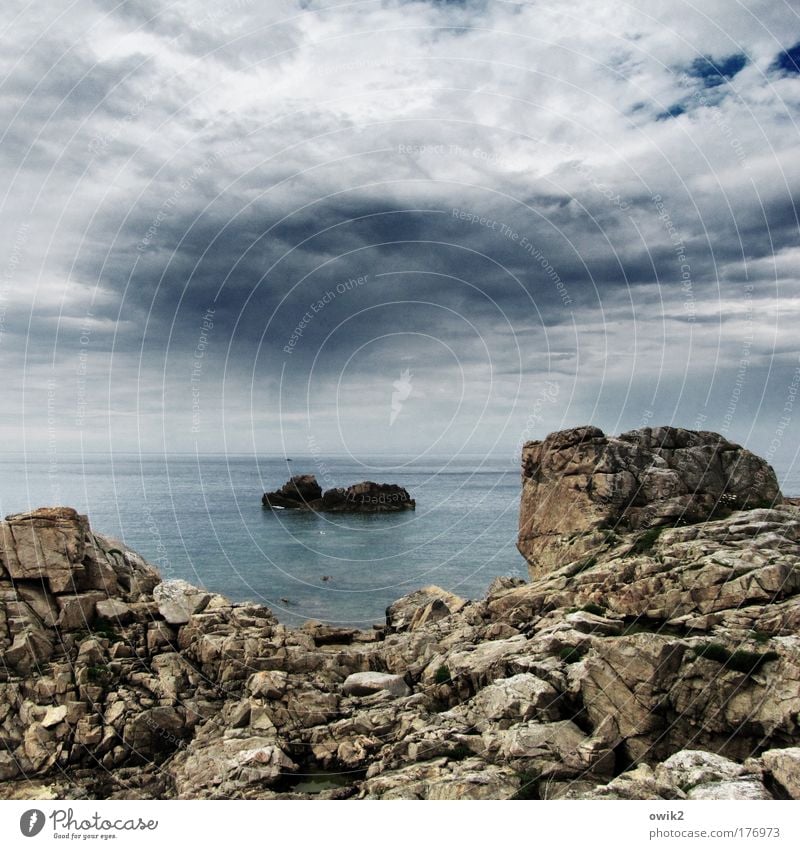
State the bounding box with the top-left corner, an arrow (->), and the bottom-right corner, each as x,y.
687,53 -> 747,87
772,42 -> 800,74
656,103 -> 686,120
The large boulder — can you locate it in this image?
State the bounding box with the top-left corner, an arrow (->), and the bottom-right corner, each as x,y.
169,734 -> 297,798
153,580 -> 211,625
0,508 -> 88,592
386,585 -> 467,633
518,426 -> 782,577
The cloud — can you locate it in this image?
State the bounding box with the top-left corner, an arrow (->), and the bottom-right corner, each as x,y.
1,0 -> 799,475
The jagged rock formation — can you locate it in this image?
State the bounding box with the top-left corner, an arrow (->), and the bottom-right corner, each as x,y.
1,428 -> 799,800
518,426 -> 782,578
262,475 -> 415,513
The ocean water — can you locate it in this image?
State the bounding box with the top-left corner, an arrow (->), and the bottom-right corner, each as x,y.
3,453 -> 797,628
0,454 -> 526,626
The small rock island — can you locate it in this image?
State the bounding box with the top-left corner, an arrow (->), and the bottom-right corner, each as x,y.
262,474 -> 415,513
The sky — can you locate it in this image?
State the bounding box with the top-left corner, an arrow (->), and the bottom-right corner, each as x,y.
1,0 -> 799,478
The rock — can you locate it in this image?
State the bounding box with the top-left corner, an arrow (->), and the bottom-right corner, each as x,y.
494,720 -> 589,778
689,779 -> 773,800
14,585 -> 59,627
247,671 -> 288,700
225,701 -> 251,729
5,627 -> 54,673
153,580 -> 211,625
262,475 -> 323,509
486,576 -> 526,597
437,635 -> 530,692
360,757 -> 519,800
123,707 -> 186,755
100,540 -> 161,598
74,717 -> 103,747
40,705 -> 68,729
169,735 -> 297,798
342,672 -> 411,698
761,748 -> 800,799
588,763 -> 685,800
262,476 -> 415,512
77,637 -> 107,666
0,508 -> 89,592
56,591 -> 105,631
386,585 -> 467,632
95,598 -> 133,623
0,751 -> 20,781
147,621 -> 176,653
655,750 -> 746,791
580,635 -> 686,762
464,673 -> 560,725
302,622 -> 359,646
23,723 -> 61,772
519,426 -> 782,578
322,482 -> 415,513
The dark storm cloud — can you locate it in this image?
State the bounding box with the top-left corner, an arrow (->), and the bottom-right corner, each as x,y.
2,0 -> 800,459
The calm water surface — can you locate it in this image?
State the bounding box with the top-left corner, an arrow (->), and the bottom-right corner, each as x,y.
0,453 -> 526,626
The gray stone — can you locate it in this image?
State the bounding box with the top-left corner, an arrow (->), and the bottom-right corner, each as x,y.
56,592 -> 105,631
386,585 -> 467,632
343,671 -> 411,698
1,508 -> 89,592
5,627 -> 54,673
95,598 -> 132,623
153,580 -> 211,625
519,426 -> 782,578
761,748 -> 800,799
656,749 -> 746,791
688,779 -> 773,800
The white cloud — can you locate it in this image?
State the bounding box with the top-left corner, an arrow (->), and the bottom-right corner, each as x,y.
1,0 -> 799,465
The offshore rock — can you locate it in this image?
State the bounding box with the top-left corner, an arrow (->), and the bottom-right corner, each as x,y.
261,474 -> 323,509
262,476 -> 415,513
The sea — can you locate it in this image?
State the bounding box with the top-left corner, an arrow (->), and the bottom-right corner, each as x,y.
0,453 -> 527,627
3,453 -> 797,628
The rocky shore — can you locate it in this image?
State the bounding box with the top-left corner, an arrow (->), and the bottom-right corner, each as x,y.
1,426 -> 799,800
